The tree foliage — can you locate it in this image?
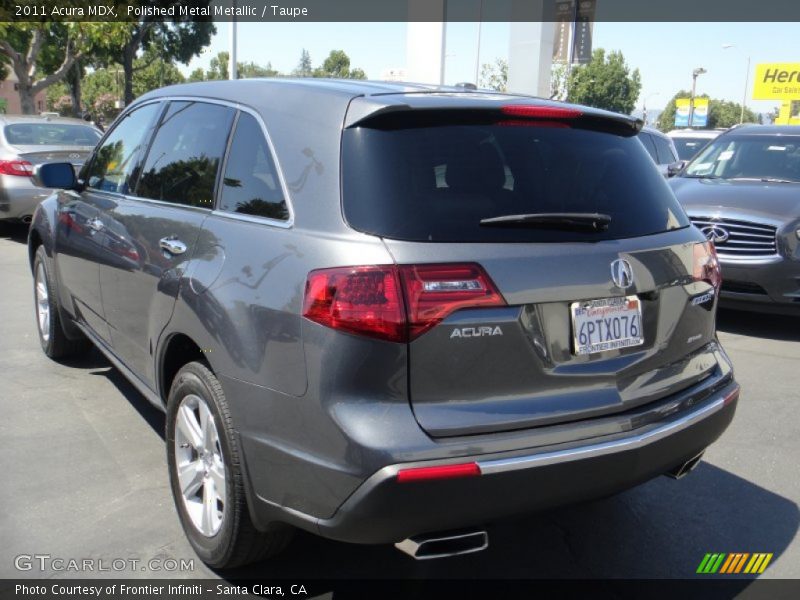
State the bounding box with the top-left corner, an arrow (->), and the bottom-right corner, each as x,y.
0,23 -> 130,113
567,49 -> 641,115
313,50 -> 366,79
479,58 -> 507,92
293,49 -> 313,77
656,90 -> 759,132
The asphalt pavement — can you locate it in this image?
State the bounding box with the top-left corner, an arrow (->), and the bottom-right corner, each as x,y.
1,221 -> 798,583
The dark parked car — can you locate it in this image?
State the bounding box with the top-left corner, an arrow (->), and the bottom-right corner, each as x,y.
638,126 -> 682,177
670,125 -> 800,314
28,80 -> 738,568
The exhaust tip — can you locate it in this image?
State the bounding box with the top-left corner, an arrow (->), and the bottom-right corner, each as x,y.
395,530 -> 488,560
21,215 -> 33,224
665,452 -> 704,480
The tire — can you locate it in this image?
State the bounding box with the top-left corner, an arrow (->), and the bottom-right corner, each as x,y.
166,361 -> 293,568
32,245 -> 91,359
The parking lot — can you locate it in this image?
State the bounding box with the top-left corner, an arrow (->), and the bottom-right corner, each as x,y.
1,221 -> 798,581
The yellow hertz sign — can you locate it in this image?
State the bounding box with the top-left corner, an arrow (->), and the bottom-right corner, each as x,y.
697,552 -> 773,574
753,63 -> 800,99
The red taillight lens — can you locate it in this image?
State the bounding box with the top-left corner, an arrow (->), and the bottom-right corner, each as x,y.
0,159 -> 33,177
693,241 -> 722,291
303,263 -> 505,343
303,266 -> 406,342
501,105 -> 582,119
398,263 -> 505,340
396,462 -> 481,483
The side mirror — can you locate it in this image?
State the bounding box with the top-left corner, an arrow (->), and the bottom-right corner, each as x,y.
32,162 -> 78,190
667,160 -> 687,177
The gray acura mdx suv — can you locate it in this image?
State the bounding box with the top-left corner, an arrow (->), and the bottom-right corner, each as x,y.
28,80 -> 738,568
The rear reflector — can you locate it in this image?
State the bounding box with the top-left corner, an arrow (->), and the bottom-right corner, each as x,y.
303,263 -> 505,343
0,159 -> 33,177
397,462 -> 481,483
501,105 -> 582,119
723,386 -> 740,406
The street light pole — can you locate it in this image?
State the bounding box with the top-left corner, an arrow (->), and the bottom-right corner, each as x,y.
643,92 -> 660,125
690,67 -> 707,127
723,44 -> 750,124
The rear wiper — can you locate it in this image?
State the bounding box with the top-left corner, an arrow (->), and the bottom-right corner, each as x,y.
479,212 -> 611,232
682,174 -> 720,179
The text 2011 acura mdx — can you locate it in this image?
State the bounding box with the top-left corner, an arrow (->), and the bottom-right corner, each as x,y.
27,80 -> 738,568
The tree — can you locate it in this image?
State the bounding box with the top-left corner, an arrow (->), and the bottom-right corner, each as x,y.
312,50 -> 366,79
238,61 -> 280,79
205,51 -> 230,81
131,48 -> 185,96
479,58 -> 507,92
550,64 -> 568,100
293,49 -> 313,77
0,23 -> 130,114
188,68 -> 205,83
657,90 -> 759,131
567,49 -> 641,115
89,3 -> 214,105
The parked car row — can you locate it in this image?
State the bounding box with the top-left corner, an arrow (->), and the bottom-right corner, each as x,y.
10,80 -> 794,569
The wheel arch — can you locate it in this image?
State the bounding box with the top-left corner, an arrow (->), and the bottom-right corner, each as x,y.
158,332 -> 211,404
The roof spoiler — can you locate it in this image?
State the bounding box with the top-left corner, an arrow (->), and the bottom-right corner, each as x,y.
344,96 -> 643,137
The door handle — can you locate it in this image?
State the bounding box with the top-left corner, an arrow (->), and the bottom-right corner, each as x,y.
87,217 -> 104,232
159,236 -> 187,255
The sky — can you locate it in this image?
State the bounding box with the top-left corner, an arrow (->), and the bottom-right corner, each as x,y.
182,21 -> 799,115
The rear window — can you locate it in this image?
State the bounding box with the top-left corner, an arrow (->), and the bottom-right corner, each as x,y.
4,123 -> 101,146
342,118 -> 688,243
672,137 -> 712,161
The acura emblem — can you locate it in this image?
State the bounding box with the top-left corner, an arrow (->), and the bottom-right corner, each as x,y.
611,259 -> 634,289
700,225 -> 729,244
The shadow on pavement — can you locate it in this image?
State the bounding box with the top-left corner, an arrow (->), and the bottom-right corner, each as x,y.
0,221 -> 29,245
717,308 -> 800,342
81,349 -> 166,440
221,461 -> 797,583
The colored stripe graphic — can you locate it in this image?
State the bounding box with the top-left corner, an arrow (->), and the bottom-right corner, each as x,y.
698,553 -> 773,574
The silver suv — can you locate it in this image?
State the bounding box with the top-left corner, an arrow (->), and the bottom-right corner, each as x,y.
28,80 -> 738,567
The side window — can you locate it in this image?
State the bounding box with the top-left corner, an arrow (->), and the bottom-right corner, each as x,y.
136,101 -> 235,208
218,112 -> 289,221
639,133 -> 658,162
653,135 -> 678,164
85,103 -> 161,194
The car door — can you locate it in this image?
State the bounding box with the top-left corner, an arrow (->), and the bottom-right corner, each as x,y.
56,102 -> 163,344
96,100 -> 236,387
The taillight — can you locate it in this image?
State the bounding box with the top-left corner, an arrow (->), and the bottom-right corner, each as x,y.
693,241 -> 722,291
0,159 -> 33,177
303,266 -> 406,342
398,263 -> 505,340
303,263 -> 505,343
501,105 -> 582,119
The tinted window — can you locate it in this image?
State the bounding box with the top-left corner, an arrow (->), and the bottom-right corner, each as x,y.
5,123 -> 101,146
638,132 -> 658,162
218,112 -> 289,220
136,101 -> 235,208
652,135 -> 678,164
684,135 -> 800,182
343,119 -> 689,243
86,103 -> 161,194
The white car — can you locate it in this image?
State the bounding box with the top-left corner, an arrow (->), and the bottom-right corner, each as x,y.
667,128 -> 725,162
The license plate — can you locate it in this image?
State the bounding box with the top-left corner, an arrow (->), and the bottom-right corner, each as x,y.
571,296 -> 643,356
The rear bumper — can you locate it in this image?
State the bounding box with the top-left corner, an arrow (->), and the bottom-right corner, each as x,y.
0,180 -> 51,220
248,380 -> 739,544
